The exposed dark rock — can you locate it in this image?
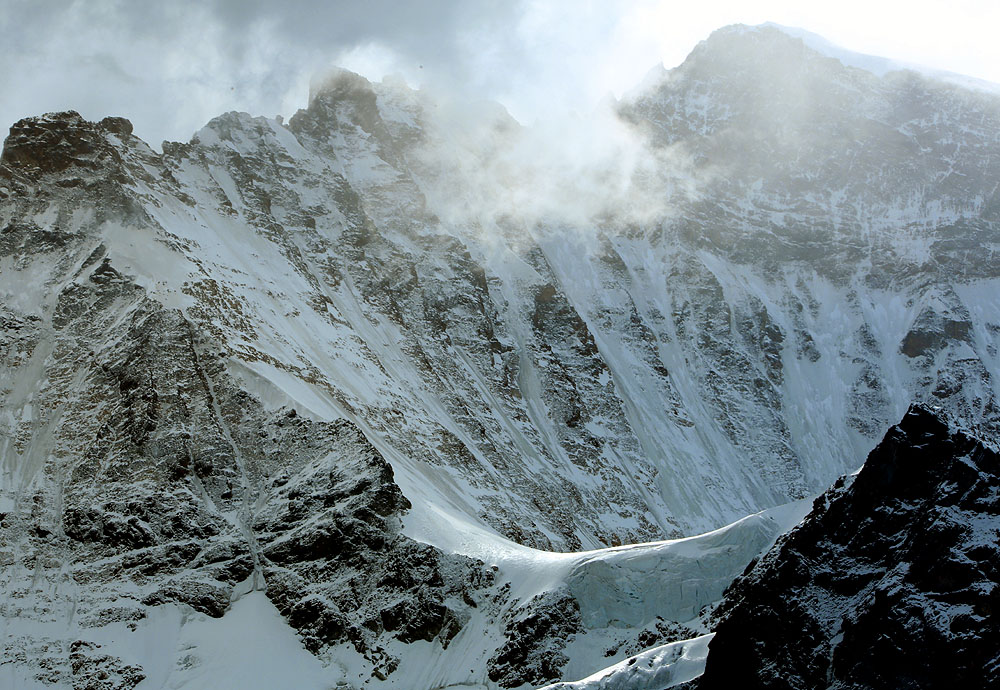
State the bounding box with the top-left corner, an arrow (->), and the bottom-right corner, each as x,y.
699,404 -> 1000,690
901,319 -> 972,357
380,596 -> 462,645
488,590 -> 582,688
603,619 -> 699,659
69,640 -> 145,690
98,116 -> 134,138
1,111 -> 123,175
142,580 -> 232,618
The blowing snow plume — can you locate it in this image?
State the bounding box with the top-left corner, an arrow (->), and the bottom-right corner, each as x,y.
408,90 -> 695,235
301,65 -> 700,243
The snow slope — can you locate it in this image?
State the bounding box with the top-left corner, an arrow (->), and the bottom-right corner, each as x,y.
539,635 -> 714,690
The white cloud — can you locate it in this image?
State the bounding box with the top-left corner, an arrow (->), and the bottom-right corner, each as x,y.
2,0 -> 999,146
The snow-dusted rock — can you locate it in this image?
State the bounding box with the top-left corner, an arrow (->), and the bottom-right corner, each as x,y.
699,405 -> 1000,688
3,22 -> 1000,689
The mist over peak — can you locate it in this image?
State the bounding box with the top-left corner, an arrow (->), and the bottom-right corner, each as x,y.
113,20 -> 1000,257
676,22 -> 1000,96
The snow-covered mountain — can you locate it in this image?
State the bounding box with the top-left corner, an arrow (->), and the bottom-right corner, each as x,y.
2,23 -> 999,689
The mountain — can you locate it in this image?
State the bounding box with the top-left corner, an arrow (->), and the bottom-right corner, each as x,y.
1,22 -> 999,689
540,404 -> 1000,689
699,404 -> 1000,689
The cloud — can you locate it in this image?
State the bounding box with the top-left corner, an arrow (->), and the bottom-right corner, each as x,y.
391,78 -> 703,243
4,0 -> 1000,152
1,0 -> 671,145
0,0 -> 526,145
1,0 -> 703,238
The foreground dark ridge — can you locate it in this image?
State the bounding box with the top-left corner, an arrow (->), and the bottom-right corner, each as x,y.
699,404 -> 1000,689
3,22 -> 1000,689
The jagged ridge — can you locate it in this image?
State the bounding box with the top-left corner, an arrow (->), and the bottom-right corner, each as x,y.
699,404 -> 1000,689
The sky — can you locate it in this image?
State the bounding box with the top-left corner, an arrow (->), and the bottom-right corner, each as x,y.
2,0 -> 999,147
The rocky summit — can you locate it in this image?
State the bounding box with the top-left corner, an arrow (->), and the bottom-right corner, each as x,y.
2,22 -> 1000,690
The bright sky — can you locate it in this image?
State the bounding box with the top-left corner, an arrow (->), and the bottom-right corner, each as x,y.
1,0 -> 998,145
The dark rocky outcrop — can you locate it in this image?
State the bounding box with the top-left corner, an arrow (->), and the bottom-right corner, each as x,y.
699,404 -> 1000,690
252,421 -> 491,664
488,589 -> 583,688
0,111 -> 132,176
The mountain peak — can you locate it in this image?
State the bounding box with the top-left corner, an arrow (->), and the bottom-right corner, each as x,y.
695,22 -> 1000,94
1,110 -> 133,175
308,67 -> 376,106
701,403 -> 1000,688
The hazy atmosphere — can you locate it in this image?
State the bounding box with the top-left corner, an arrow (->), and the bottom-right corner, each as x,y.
3,0 -> 999,146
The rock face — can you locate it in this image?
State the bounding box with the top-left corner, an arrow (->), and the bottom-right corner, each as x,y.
2,22 -> 1000,690
487,590 -> 583,688
0,214 -> 488,684
623,25 -> 1000,283
699,405 -> 1000,689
